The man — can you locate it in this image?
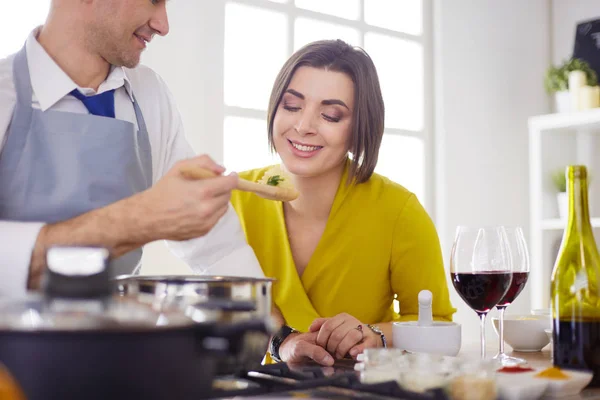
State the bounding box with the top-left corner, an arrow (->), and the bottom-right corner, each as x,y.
0,0 -> 264,297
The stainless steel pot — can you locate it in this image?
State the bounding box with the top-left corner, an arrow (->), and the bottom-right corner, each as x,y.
114,275 -> 273,319
113,275 -> 276,373
0,247 -> 269,400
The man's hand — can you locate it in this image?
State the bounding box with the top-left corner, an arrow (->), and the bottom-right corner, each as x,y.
309,313 -> 381,359
278,331 -> 334,366
27,155 -> 238,290
138,155 -> 238,241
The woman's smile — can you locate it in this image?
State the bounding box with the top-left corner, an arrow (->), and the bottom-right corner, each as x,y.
287,139 -> 323,158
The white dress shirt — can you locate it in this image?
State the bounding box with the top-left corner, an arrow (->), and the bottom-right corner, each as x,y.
0,29 -> 264,297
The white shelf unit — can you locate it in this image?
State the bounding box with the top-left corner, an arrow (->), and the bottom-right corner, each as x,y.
528,108 -> 600,310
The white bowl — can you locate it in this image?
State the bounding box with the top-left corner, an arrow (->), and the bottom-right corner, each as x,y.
492,315 -> 550,352
392,321 -> 461,356
497,367 -> 593,398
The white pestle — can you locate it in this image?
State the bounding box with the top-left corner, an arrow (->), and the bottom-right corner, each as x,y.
417,290 -> 433,327
392,289 -> 461,356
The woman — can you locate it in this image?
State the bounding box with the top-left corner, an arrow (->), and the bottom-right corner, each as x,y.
231,40 -> 455,366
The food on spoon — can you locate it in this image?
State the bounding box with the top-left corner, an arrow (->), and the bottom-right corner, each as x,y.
267,175 -> 284,186
258,165 -> 295,189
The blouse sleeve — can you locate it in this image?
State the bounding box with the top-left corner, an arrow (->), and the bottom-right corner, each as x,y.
390,194 -> 456,322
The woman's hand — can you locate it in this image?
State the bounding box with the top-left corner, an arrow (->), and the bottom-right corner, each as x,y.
278,331 -> 335,366
308,313 -> 381,359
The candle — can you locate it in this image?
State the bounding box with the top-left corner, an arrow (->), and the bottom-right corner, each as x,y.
579,85 -> 600,110
569,70 -> 587,89
569,70 -> 587,111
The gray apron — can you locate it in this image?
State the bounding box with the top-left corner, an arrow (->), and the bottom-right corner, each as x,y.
0,44 -> 152,277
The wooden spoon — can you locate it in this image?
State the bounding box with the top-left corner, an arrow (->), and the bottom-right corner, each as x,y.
180,165 -> 299,202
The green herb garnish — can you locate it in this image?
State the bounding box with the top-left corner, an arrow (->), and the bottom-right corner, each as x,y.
267,175 -> 284,186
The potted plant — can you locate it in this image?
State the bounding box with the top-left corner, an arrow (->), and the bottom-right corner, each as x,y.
544,58 -> 598,113
552,169 -> 568,219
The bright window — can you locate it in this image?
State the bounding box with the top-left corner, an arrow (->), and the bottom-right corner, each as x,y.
224,116 -> 281,173
364,0 -> 423,35
364,32 -> 424,131
295,0 -> 361,21
224,3 -> 288,110
377,134 -> 425,201
224,1 -> 431,208
294,18 -> 360,51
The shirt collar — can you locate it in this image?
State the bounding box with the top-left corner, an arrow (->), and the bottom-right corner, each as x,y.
26,27 -> 134,111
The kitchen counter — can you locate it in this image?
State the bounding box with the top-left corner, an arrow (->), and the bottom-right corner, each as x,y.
209,342 -> 600,399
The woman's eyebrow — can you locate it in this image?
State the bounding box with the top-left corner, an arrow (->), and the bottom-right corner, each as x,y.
321,99 -> 349,110
286,89 -> 349,110
285,88 -> 304,99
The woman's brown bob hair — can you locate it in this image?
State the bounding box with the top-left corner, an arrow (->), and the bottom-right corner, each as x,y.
267,39 -> 385,184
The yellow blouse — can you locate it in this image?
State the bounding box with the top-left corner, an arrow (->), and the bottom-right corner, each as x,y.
231,164 -> 456,332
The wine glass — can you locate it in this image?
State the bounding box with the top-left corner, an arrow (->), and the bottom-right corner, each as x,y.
493,226 -> 530,365
450,226 -> 513,360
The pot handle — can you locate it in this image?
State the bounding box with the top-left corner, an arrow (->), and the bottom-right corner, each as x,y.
43,247 -> 112,299
193,299 -> 256,312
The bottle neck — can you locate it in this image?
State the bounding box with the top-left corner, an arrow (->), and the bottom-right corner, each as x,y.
566,175 -> 592,235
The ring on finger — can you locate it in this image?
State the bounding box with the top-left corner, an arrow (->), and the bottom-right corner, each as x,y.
355,324 -> 363,337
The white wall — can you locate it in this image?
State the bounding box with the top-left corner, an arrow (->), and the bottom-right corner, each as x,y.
433,0 -> 551,343
551,0 -> 600,65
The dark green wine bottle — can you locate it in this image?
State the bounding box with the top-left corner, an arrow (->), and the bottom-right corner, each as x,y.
551,165 -> 600,386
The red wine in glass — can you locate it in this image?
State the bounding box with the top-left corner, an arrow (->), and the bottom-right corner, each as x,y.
450,226 -> 513,360
451,272 -> 512,314
496,272 -> 529,308
494,226 -> 531,366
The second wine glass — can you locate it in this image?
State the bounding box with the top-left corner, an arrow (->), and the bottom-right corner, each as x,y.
493,226 -> 530,365
450,226 -> 513,360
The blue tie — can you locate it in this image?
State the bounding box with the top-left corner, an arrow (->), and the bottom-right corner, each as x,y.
70,89 -> 116,118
